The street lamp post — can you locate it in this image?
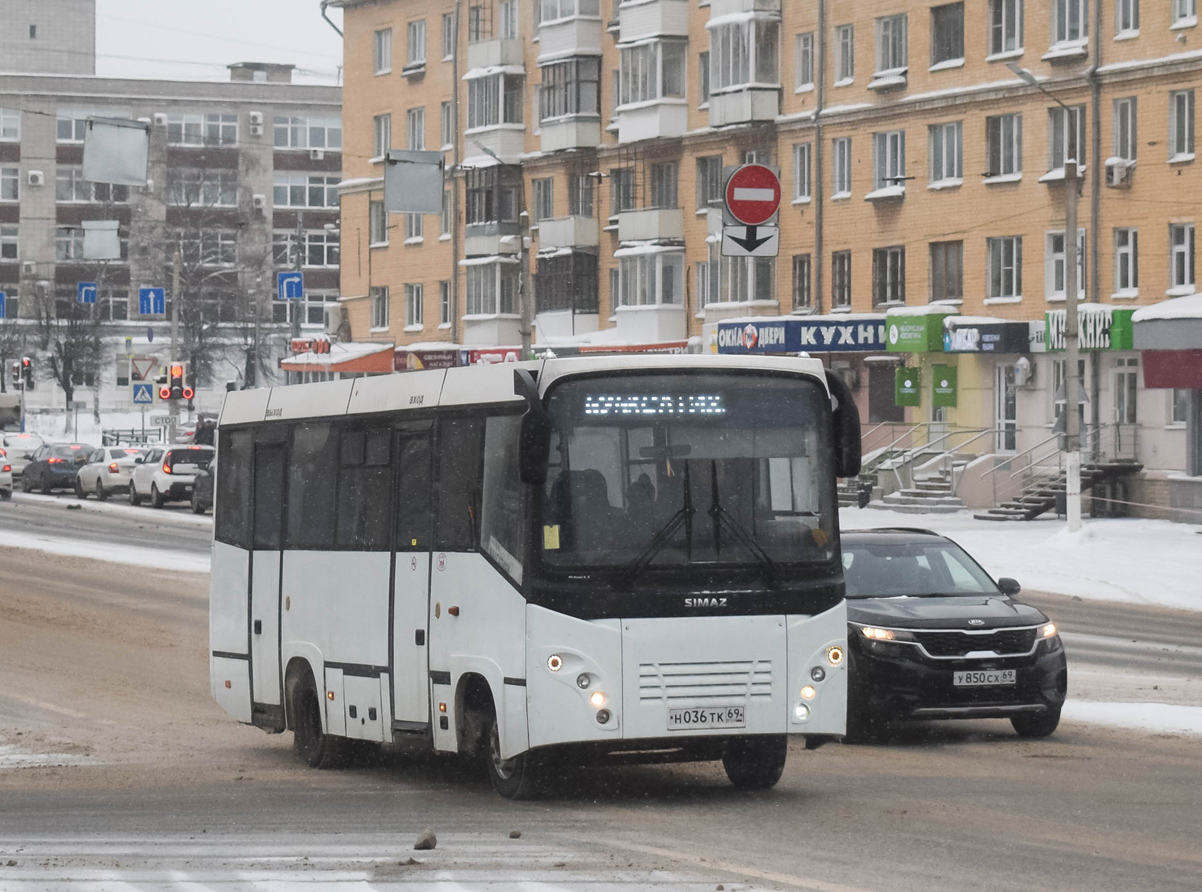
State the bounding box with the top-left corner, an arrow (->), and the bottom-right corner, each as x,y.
1009,64 -> 1083,532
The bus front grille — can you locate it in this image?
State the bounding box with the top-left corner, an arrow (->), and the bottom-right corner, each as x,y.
638,660 -> 773,704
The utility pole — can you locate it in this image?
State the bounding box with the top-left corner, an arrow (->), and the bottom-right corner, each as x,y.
291,213 -> 305,385
169,249 -> 181,444
518,209 -> 532,358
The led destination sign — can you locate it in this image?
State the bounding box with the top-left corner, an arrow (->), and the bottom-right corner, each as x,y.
584,394 -> 727,416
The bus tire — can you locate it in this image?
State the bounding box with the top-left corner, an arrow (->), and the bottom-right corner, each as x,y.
290,671 -> 347,769
484,708 -> 540,800
722,735 -> 787,790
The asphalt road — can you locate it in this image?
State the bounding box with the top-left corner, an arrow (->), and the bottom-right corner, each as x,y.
0,504 -> 1199,890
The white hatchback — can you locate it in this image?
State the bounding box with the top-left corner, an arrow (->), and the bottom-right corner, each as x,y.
75,446 -> 151,500
129,445 -> 215,508
0,447 -> 12,500
1,433 -> 46,478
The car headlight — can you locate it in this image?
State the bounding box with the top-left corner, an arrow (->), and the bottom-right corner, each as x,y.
857,625 -> 916,642
1040,622 -> 1058,638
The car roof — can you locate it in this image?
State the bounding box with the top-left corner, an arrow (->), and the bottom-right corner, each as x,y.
841,527 -> 954,545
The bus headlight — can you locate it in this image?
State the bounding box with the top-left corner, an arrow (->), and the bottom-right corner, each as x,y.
800,685 -> 816,701
793,704 -> 810,721
589,691 -> 606,708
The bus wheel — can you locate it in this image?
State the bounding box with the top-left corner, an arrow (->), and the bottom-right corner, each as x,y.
291,672 -> 346,769
485,709 -> 539,800
722,735 -> 787,790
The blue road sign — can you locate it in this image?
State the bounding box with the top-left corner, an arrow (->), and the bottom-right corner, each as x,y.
132,383 -> 154,405
277,271 -> 305,301
139,287 -> 166,315
0,291 -> 6,319
77,282 -> 98,304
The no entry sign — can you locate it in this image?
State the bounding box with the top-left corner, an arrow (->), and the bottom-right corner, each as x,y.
724,164 -> 781,226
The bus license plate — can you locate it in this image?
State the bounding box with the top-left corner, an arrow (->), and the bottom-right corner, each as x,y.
667,706 -> 745,730
954,669 -> 1016,687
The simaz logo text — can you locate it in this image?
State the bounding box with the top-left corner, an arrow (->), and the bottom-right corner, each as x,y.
685,597 -> 728,608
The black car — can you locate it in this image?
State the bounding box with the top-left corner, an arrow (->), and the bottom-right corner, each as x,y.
191,454 -> 216,514
21,442 -> 93,494
842,528 -> 1067,741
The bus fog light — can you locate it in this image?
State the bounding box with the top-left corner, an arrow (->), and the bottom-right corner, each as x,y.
589,691 -> 606,708
810,667 -> 826,682
800,685 -> 816,701
826,645 -> 844,666
794,704 -> 810,721
547,654 -> 563,672
596,708 -> 612,725
576,673 -> 591,689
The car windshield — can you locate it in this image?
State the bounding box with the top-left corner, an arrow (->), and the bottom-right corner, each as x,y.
842,539 -> 999,598
539,372 -> 835,574
49,445 -> 89,459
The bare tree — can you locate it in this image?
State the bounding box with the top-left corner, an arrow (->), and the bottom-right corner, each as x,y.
31,280 -> 105,431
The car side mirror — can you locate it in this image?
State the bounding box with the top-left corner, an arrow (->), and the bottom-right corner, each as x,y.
133,456 -> 145,464
997,577 -> 1021,596
825,369 -> 862,479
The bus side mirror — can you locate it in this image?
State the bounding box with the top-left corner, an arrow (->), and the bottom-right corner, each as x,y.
514,369 -> 550,485
825,369 -> 862,479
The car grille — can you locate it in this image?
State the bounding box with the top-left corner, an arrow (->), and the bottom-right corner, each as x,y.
638,660 -> 773,704
915,628 -> 1037,657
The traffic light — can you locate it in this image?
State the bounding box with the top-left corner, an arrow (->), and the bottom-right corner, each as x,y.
21,356 -> 33,390
9,361 -> 18,389
165,363 -> 194,401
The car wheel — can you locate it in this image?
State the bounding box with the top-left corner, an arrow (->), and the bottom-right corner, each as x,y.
75,477 -> 87,499
1011,708 -> 1061,739
42,477 -> 53,495
150,483 -> 166,509
0,489 -> 10,501
484,705 -> 541,800
22,474 -> 33,493
722,735 -> 788,790
191,489 -> 205,514
96,479 -> 107,501
290,671 -> 346,769
128,483 -> 140,506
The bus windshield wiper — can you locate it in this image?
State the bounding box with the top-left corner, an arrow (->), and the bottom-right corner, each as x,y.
707,461 -> 780,590
613,462 -> 694,589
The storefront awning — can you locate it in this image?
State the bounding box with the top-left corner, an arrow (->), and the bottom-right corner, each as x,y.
885,304 -> 960,353
1132,294 -> 1202,351
279,341 -> 395,374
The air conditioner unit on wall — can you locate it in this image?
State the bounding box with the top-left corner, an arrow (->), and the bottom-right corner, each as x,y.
249,124 -> 264,137
153,113 -> 168,127
248,111 -> 264,126
310,149 -> 325,161
21,261 -> 37,275
1105,160 -> 1134,188
252,193 -> 267,210
27,170 -> 44,187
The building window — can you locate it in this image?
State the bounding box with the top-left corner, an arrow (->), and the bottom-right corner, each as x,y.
793,143 -> 811,201
987,236 -> 1023,300
929,121 -> 962,184
374,28 -> 393,74
535,252 -> 599,314
500,0 -> 519,39
405,283 -> 424,327
834,25 -> 854,83
649,161 -> 678,209
166,113 -> 237,146
465,165 -> 522,225
539,0 -> 602,21
872,247 -> 905,305
1113,97 -> 1137,162
872,130 -> 905,192
831,251 -> 852,308
710,18 -> 780,91
178,230 -> 237,266
696,258 -> 719,310
407,107 -> 425,150
832,137 -> 852,197
371,286 -> 389,329
538,57 -> 601,121
1114,228 -> 1138,294
168,169 -> 237,207
617,252 -> 684,306
744,148 -> 771,165
795,32 -> 814,89
407,20 -> 427,66
440,101 -> 454,149
699,52 -> 710,104
1114,357 -> 1138,424
0,108 -> 19,141
442,13 -> 456,59
986,113 -> 1022,176
440,190 -> 452,236
1172,389 -> 1190,424
467,74 -> 525,128
569,174 -> 593,216
610,166 -> 635,215
273,173 -> 340,208
439,281 -> 452,326
0,166 -> 20,202
1116,0 -> 1139,35
55,226 -> 84,260
696,156 -> 722,209
466,261 -> 519,315
1049,105 -> 1086,170
0,224 -> 17,260
306,230 -> 340,267
876,14 -> 907,73
369,200 -> 388,246
57,109 -> 116,143
931,3 -> 964,65
532,177 -> 554,222
1045,229 -> 1085,300
1170,90 -> 1195,160
718,256 -> 775,304
1051,0 -> 1088,44
792,254 -> 812,309
273,116 -> 342,150
404,213 -> 423,241
620,40 -> 686,104
930,241 -> 963,302
373,113 -> 391,158
1173,0 -> 1196,26
988,0 -> 1023,55
1170,223 -> 1195,292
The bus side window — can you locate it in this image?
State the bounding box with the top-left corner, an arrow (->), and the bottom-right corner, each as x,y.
286,424 -> 338,550
253,443 -> 286,551
336,427 -> 392,550
434,417 -> 484,552
481,415 -> 527,583
215,429 -> 252,549
394,430 -> 431,551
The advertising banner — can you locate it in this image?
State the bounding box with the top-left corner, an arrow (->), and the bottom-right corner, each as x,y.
932,365 -> 958,408
1045,307 -> 1135,351
886,309 -> 958,353
716,316 -> 887,354
895,366 -> 922,407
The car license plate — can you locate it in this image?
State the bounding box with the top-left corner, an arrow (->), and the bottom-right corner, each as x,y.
667,706 -> 745,730
954,669 -> 1016,687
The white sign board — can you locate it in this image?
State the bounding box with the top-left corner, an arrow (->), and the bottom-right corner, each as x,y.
721,225 -> 780,258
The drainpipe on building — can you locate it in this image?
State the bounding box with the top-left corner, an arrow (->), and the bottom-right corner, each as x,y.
813,0 -> 826,314
319,1 -> 343,37
1088,0 -> 1103,435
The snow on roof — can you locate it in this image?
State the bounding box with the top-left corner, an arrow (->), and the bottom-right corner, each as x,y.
1132,293 -> 1202,322
613,241 -> 685,257
718,313 -> 886,325
458,255 -> 520,266
946,315 -> 1010,326
885,304 -> 961,317
462,65 -> 526,80
280,341 -> 393,367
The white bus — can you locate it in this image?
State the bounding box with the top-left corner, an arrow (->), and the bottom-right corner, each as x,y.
209,354 -> 861,798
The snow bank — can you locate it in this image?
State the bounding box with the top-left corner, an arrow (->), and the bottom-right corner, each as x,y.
1063,700 -> 1202,736
841,509 -> 1202,612
0,529 -> 209,575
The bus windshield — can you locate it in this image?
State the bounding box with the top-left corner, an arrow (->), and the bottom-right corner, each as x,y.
539,372 -> 836,576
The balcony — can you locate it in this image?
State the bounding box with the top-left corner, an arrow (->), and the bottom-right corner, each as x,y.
465,220 -> 522,257
618,0 -> 688,42
538,215 -> 600,249
614,302 -> 686,342
467,38 -> 525,70
538,17 -> 603,62
463,314 -> 522,347
616,98 -> 687,143
540,115 -> 602,152
617,207 -> 683,241
465,123 -> 526,163
708,87 -> 779,127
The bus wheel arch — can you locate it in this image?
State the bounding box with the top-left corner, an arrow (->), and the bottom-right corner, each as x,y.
456,673 -> 541,800
285,657 -> 346,769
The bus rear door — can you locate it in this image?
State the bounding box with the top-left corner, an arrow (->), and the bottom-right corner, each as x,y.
392,424 -> 433,727
250,440 -> 286,718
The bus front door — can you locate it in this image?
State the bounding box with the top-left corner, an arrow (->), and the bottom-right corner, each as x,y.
391,425 -> 433,727
250,441 -> 286,715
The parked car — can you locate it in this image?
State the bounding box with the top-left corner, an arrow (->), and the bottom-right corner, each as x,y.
21,442 -> 93,494
1,433 -> 46,478
0,448 -> 11,500
129,445 -> 215,508
191,454 -> 216,514
75,446 -> 151,500
841,528 -> 1067,742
